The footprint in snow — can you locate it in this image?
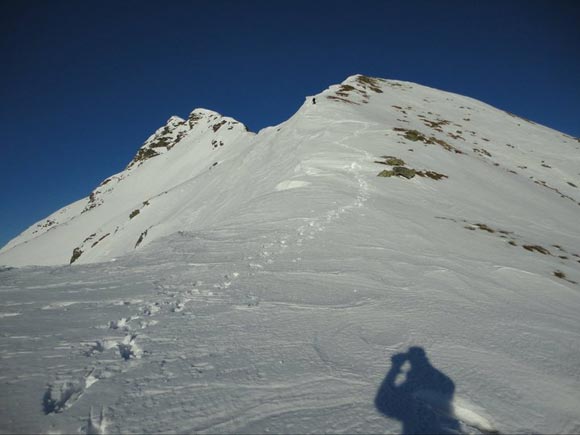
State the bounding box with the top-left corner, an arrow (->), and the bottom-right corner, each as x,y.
142,303 -> 161,316
43,379 -> 84,414
117,333 -> 141,361
43,367 -> 98,414
170,300 -> 185,312
85,406 -> 108,435
108,317 -> 129,330
84,330 -> 142,361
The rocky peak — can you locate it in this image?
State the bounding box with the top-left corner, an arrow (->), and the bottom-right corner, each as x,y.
126,108 -> 248,170
187,108 -> 249,133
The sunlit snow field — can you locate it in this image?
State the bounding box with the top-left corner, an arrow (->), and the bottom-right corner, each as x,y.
1,76 -> 580,434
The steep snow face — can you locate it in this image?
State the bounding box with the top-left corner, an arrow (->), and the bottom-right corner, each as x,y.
0,109 -> 252,265
1,75 -> 580,434
1,74 -> 579,270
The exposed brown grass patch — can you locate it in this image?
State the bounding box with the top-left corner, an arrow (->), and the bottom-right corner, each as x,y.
416,170 -> 448,180
523,245 -> 551,255
326,95 -> 359,105
70,248 -> 83,264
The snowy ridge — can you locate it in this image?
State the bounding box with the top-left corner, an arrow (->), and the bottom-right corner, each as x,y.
1,74 -> 579,267
0,108 -> 252,265
1,75 -> 580,434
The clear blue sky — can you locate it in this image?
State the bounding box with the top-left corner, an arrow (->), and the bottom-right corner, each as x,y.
1,0 -> 579,248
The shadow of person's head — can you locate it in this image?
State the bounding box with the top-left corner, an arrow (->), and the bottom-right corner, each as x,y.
408,346 -> 425,359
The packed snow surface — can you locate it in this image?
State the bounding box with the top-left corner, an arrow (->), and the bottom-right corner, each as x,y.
1,75 -> 580,433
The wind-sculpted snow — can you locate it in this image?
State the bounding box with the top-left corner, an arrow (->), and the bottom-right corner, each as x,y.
1,75 -> 580,433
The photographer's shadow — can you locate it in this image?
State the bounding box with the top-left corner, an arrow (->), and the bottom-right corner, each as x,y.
375,346 -> 460,434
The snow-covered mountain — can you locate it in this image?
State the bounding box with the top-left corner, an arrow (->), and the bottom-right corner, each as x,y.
1,74 -> 579,270
1,75 -> 580,434
0,107 -> 252,266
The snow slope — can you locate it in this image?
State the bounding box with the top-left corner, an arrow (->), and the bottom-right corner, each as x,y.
0,108 -> 252,266
1,74 -> 579,270
1,75 -> 580,434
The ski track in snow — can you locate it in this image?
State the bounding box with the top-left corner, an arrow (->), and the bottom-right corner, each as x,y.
289,119 -> 372,253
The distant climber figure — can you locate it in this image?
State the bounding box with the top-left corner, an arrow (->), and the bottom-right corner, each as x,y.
312,98 -> 316,104
375,346 -> 460,434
